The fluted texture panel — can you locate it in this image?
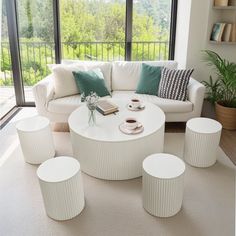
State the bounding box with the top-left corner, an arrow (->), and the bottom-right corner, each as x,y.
184,127 -> 221,167
142,170 -> 184,217
70,124 -> 164,180
38,171 -> 85,221
17,125 -> 55,164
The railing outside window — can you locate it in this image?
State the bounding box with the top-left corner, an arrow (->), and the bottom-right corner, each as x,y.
1,41 -> 169,86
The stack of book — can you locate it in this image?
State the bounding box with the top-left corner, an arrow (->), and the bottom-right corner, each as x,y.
210,22 -> 236,42
96,100 -> 119,115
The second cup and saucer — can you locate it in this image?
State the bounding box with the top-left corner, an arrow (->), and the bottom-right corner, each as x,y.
119,117 -> 144,135
127,98 -> 145,111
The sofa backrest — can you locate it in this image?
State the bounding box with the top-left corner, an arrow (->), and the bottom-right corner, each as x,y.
111,61 -> 178,91
62,60 -> 178,92
62,60 -> 112,91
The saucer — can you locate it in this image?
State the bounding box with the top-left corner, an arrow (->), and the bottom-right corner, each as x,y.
119,122 -> 144,135
127,103 -> 145,111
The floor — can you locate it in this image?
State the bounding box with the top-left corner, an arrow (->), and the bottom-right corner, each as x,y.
0,86 -> 33,118
0,108 -> 235,236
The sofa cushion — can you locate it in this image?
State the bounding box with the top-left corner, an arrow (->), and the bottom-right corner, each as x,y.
158,68 -> 194,101
61,60 -> 112,91
47,91 -> 193,115
73,69 -> 111,97
136,63 -> 162,95
112,61 -> 178,91
50,64 -> 87,99
47,95 -> 81,114
112,91 -> 193,113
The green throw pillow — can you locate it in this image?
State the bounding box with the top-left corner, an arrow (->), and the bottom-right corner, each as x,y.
72,69 -> 111,97
136,63 -> 162,95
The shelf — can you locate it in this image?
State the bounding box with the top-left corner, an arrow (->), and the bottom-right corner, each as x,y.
209,40 -> 236,44
213,6 -> 236,10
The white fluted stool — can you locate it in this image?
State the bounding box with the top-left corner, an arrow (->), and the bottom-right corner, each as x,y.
142,153 -> 185,217
184,118 -> 222,167
37,156 -> 85,221
16,116 -> 55,164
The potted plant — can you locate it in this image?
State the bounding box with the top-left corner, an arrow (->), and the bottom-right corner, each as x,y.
202,50 -> 236,130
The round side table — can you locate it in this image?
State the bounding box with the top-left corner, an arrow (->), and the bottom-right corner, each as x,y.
37,156 -> 85,221
16,116 -> 55,164
184,118 -> 222,167
142,153 -> 185,217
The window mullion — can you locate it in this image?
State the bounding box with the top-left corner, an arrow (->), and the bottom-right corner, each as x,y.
125,0 -> 133,61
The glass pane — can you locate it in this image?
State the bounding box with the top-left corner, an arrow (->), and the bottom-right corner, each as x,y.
60,0 -> 126,61
16,0 -> 55,102
132,0 -> 172,60
0,0 -> 16,118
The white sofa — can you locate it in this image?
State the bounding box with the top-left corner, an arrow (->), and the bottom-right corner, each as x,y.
33,60 -> 205,122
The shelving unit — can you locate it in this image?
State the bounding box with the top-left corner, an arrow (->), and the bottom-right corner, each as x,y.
209,1 -> 236,44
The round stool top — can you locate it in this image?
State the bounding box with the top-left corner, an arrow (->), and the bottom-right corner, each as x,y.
143,153 -> 185,179
16,116 -> 50,132
37,156 -> 80,183
187,118 -> 222,134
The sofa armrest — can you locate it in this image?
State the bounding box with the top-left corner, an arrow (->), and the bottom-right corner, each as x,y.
187,77 -> 205,116
32,74 -> 54,115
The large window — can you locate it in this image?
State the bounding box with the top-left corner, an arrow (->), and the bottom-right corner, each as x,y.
60,0 -> 174,61
60,0 -> 126,61
1,0 -> 177,113
16,0 -> 55,102
0,0 -> 16,117
132,0 -> 172,60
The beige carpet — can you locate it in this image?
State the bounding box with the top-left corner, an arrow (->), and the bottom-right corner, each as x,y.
0,132 -> 234,236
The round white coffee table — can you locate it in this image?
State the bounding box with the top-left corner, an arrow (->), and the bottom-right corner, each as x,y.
37,156 -> 85,221
142,153 -> 185,217
16,116 -> 55,164
184,118 -> 222,167
69,100 -> 165,180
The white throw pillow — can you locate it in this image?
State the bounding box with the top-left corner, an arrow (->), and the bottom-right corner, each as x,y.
49,64 -> 86,99
61,60 -> 112,91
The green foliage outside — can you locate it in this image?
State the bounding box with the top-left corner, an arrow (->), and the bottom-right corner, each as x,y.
1,0 -> 171,87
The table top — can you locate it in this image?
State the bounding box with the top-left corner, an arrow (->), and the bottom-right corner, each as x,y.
16,116 -> 49,132
187,117 -> 222,134
37,156 -> 80,183
143,153 -> 185,179
68,99 -> 165,142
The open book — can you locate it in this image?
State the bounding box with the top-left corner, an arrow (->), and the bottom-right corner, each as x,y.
96,100 -> 119,115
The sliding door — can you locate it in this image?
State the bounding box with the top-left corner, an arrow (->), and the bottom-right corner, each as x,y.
0,0 -> 16,118
16,0 -> 55,102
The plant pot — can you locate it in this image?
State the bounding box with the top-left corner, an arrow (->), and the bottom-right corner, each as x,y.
214,0 -> 229,6
215,102 -> 236,130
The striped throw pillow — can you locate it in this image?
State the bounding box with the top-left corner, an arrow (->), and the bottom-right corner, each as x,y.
158,68 -> 194,101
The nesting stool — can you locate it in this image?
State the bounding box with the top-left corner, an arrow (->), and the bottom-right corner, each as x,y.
16,116 -> 55,164
184,118 -> 222,167
37,156 -> 85,221
142,153 -> 185,217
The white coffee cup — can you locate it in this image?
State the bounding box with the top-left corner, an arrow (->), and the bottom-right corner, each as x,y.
131,98 -> 141,108
124,117 -> 138,130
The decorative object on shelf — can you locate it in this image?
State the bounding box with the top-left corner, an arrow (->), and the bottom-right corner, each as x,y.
82,92 -> 99,126
214,0 -> 229,6
202,50 -> 236,130
210,23 -> 226,41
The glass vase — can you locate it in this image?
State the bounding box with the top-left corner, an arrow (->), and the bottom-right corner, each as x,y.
88,107 -> 96,126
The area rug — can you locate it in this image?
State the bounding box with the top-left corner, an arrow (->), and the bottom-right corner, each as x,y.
0,132 -> 234,236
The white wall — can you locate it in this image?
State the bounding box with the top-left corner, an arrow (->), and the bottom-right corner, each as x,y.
175,0 -> 236,82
